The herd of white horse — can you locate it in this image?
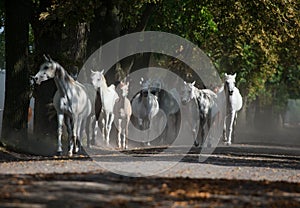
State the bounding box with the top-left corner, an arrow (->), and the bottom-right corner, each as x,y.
34,55 -> 243,156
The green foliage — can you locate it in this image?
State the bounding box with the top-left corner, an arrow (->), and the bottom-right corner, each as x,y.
120,0 -> 300,110
119,0 -> 161,32
38,0 -> 101,24
202,0 -> 300,109
1,0 -> 299,112
148,0 -> 218,46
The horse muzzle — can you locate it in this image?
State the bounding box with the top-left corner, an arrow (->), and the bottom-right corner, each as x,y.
181,99 -> 188,105
33,76 -> 41,85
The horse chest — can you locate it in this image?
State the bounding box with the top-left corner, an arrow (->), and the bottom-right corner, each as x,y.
197,98 -> 210,117
228,90 -> 242,111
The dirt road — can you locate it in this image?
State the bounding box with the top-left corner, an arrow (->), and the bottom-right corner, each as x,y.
0,144 -> 299,207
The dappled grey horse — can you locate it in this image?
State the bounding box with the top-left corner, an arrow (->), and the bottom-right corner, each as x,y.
131,78 -> 159,145
34,55 -> 92,156
223,73 -> 243,145
181,81 -> 217,147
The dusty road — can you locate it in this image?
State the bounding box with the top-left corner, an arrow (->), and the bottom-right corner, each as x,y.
0,144 -> 299,207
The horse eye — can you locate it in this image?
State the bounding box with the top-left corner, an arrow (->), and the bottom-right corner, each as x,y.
44,66 -> 49,70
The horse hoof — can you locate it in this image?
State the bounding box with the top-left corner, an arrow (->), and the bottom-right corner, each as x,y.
194,141 -> 200,147
68,151 -> 73,157
224,141 -> 231,146
56,151 -> 63,156
75,147 -> 80,153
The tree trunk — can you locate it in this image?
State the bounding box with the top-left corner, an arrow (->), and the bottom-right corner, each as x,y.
86,0 -> 122,85
2,0 -> 30,142
31,0 -> 63,137
114,3 -> 156,83
86,1 -> 156,85
62,22 -> 89,75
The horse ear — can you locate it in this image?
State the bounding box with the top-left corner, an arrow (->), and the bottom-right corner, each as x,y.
47,54 -> 53,62
44,54 -> 53,62
233,73 -> 237,78
90,70 -> 96,75
183,81 -> 187,85
191,81 -> 196,86
100,69 -> 104,74
140,77 -> 144,85
43,54 -> 50,61
224,73 -> 228,76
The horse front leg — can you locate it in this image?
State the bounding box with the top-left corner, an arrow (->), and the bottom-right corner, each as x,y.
192,121 -> 199,147
92,119 -> 98,145
106,113 -> 114,145
91,117 -> 97,144
124,117 -> 130,149
64,116 -> 73,155
57,114 -> 64,155
69,118 -> 79,156
199,122 -> 205,147
86,115 -> 92,148
78,117 -> 87,153
227,111 -> 236,145
102,113 -> 106,143
223,115 -> 228,143
117,118 -> 122,149
121,127 -> 126,149
146,118 -> 152,146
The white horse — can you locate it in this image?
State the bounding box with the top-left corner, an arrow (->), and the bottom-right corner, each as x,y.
131,78 -> 159,145
34,55 -> 92,156
223,73 -> 243,145
114,81 -> 132,149
181,81 -> 217,147
90,70 -> 119,146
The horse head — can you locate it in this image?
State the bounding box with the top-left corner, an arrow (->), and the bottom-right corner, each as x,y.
34,55 -> 59,85
119,80 -> 129,97
224,73 -> 236,96
149,79 -> 162,96
181,81 -> 196,104
90,69 -> 105,89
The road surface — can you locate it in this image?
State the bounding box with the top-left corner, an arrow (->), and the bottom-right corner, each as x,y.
0,144 -> 299,207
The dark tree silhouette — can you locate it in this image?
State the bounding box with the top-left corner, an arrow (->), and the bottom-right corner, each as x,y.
2,0 -> 31,141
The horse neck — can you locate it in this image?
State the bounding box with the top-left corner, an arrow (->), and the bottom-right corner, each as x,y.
100,76 -> 108,89
224,83 -> 234,112
117,93 -> 125,102
193,88 -> 202,101
142,91 -> 152,107
54,65 -> 74,96
98,77 -> 109,97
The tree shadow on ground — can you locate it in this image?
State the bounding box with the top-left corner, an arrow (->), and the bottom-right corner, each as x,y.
0,171 -> 299,208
